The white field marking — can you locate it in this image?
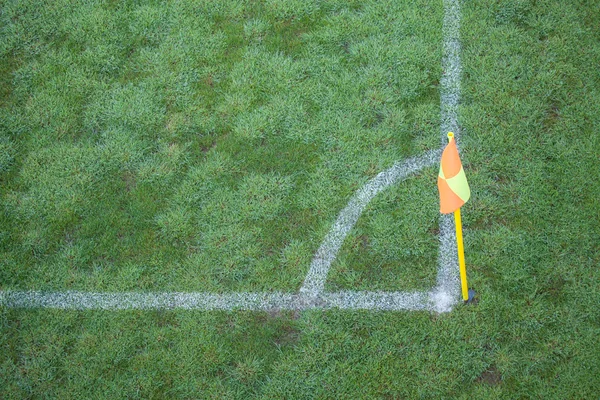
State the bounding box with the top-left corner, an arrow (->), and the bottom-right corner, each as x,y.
0,291 -> 302,311
0,290 -> 434,311
0,0 -> 463,313
440,0 -> 462,144
432,0 -> 463,312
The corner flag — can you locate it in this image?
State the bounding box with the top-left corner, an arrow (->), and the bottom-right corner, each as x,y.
438,132 -> 473,303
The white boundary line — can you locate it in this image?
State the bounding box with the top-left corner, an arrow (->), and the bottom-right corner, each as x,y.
433,0 -> 462,311
0,290 -> 433,311
0,0 -> 462,313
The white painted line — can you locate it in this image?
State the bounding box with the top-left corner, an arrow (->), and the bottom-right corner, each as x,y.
432,0 -> 463,311
299,150 -> 441,298
0,290 -> 442,311
0,291 -> 302,311
0,0 -> 464,313
322,291 -> 431,311
440,0 -> 462,143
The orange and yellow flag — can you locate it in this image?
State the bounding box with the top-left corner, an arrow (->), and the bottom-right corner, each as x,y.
438,133 -> 470,214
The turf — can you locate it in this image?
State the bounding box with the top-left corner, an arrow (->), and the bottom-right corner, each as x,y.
0,0 -> 441,293
1,0 -> 600,398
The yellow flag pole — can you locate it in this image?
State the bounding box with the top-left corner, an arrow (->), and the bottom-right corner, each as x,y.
453,207 -> 469,301
446,132 -> 469,302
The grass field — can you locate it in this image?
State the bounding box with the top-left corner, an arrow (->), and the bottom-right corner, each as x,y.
1,0 -> 600,398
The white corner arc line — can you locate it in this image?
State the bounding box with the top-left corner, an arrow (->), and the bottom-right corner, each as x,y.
0,0 -> 463,313
299,150 -> 441,297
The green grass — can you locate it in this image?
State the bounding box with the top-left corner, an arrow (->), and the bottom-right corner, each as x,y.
2,0 -> 600,398
0,0 -> 441,292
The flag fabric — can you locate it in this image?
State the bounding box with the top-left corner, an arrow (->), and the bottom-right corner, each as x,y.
438,134 -> 470,214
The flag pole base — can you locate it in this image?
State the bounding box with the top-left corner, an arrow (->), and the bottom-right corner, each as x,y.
464,289 -> 477,305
